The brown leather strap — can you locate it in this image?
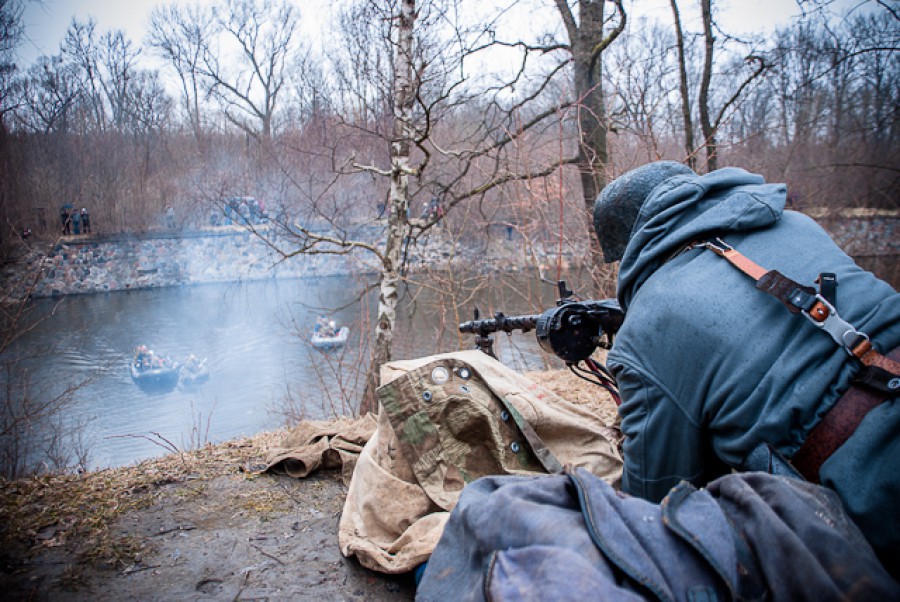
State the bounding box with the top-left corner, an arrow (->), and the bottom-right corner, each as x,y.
756,270 -> 816,314
720,248 -> 769,280
792,347 -> 900,483
699,239 -> 816,312
854,339 -> 900,374
696,238 -> 900,387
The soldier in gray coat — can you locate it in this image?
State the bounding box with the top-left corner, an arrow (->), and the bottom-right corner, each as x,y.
593,161 -> 900,576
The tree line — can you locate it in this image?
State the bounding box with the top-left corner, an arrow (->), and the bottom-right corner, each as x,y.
0,1 -> 894,234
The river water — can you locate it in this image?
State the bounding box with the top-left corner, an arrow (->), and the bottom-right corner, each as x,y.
3,274 -> 574,472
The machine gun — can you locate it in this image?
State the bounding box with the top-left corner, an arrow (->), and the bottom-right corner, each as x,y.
459,280 -> 625,404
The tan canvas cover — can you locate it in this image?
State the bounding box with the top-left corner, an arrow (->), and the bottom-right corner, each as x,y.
266,415 -> 377,485
338,350 -> 623,574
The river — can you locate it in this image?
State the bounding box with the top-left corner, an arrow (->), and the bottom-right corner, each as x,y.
2,273 -> 577,472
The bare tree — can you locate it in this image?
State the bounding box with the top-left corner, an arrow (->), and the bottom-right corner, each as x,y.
0,0 -> 22,57
0,0 -> 27,253
61,18 -> 108,131
0,0 -> 24,130
360,0 -> 416,413
695,0 -> 767,172
285,49 -> 331,127
97,30 -> 141,131
670,0 -> 697,170
125,70 -> 172,136
554,0 -> 626,268
147,3 -> 215,144
201,0 -> 302,138
59,19 -> 160,136
747,9 -> 899,209
16,55 -> 81,133
219,0 -> 594,412
606,18 -> 678,162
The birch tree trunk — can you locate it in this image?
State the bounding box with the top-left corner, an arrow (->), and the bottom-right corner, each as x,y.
360,0 -> 416,414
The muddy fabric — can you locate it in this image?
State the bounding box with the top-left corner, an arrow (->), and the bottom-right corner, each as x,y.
339,350 -> 623,574
418,470 -> 900,602
265,415 -> 377,486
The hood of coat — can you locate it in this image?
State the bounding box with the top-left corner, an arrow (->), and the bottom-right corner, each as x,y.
617,167 -> 787,310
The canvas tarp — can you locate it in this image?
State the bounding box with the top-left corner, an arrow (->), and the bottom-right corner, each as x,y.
338,350 -> 623,574
266,415 -> 377,486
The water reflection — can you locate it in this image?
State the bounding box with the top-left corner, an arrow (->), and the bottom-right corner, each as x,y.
4,273 -> 575,470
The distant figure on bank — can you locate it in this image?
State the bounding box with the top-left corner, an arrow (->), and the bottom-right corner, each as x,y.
81,208 -> 91,234
60,206 -> 71,235
165,205 -> 175,229
71,207 -> 81,234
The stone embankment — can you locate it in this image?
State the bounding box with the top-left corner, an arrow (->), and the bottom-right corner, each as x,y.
812,209 -> 899,287
2,210 -> 897,299
27,227 -> 341,297
4,223 -> 576,298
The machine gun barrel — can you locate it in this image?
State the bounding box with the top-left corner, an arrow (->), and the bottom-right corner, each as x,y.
458,312 -> 542,336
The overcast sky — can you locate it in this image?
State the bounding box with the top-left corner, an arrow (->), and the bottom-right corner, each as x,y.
17,0 -> 860,68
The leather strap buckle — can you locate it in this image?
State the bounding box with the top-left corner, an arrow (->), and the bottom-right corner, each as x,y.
800,293 -> 869,356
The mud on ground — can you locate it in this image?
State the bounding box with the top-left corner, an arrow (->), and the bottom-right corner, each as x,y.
1,467 -> 415,601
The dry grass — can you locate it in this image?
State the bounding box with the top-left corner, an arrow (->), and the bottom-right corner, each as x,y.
0,369 -> 617,570
0,429 -> 289,569
525,361 -> 620,426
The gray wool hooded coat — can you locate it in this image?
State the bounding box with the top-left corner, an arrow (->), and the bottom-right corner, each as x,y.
417,469 -> 900,601
607,166 -> 900,574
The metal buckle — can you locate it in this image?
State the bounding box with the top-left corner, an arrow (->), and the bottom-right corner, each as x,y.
693,237 -> 732,256
801,293 -> 868,355
707,237 -> 733,253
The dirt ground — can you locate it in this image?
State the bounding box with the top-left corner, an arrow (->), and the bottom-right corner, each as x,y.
0,369 -> 614,601
1,467 -> 416,601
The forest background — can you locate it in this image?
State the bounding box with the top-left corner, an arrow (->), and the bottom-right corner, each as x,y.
0,0 -> 897,461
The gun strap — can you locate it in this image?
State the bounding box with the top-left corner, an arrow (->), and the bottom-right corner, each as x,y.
689,238 -> 900,393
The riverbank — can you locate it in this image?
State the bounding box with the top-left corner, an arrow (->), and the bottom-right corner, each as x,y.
0,368 -> 611,601
3,208 -> 897,300
2,224 -> 581,299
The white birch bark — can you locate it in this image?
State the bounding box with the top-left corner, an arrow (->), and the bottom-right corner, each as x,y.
361,0 -> 416,413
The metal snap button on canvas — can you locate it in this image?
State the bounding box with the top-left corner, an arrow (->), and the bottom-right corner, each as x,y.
510,442 -> 521,453
431,366 -> 450,385
456,367 -> 471,380
422,390 -> 433,401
